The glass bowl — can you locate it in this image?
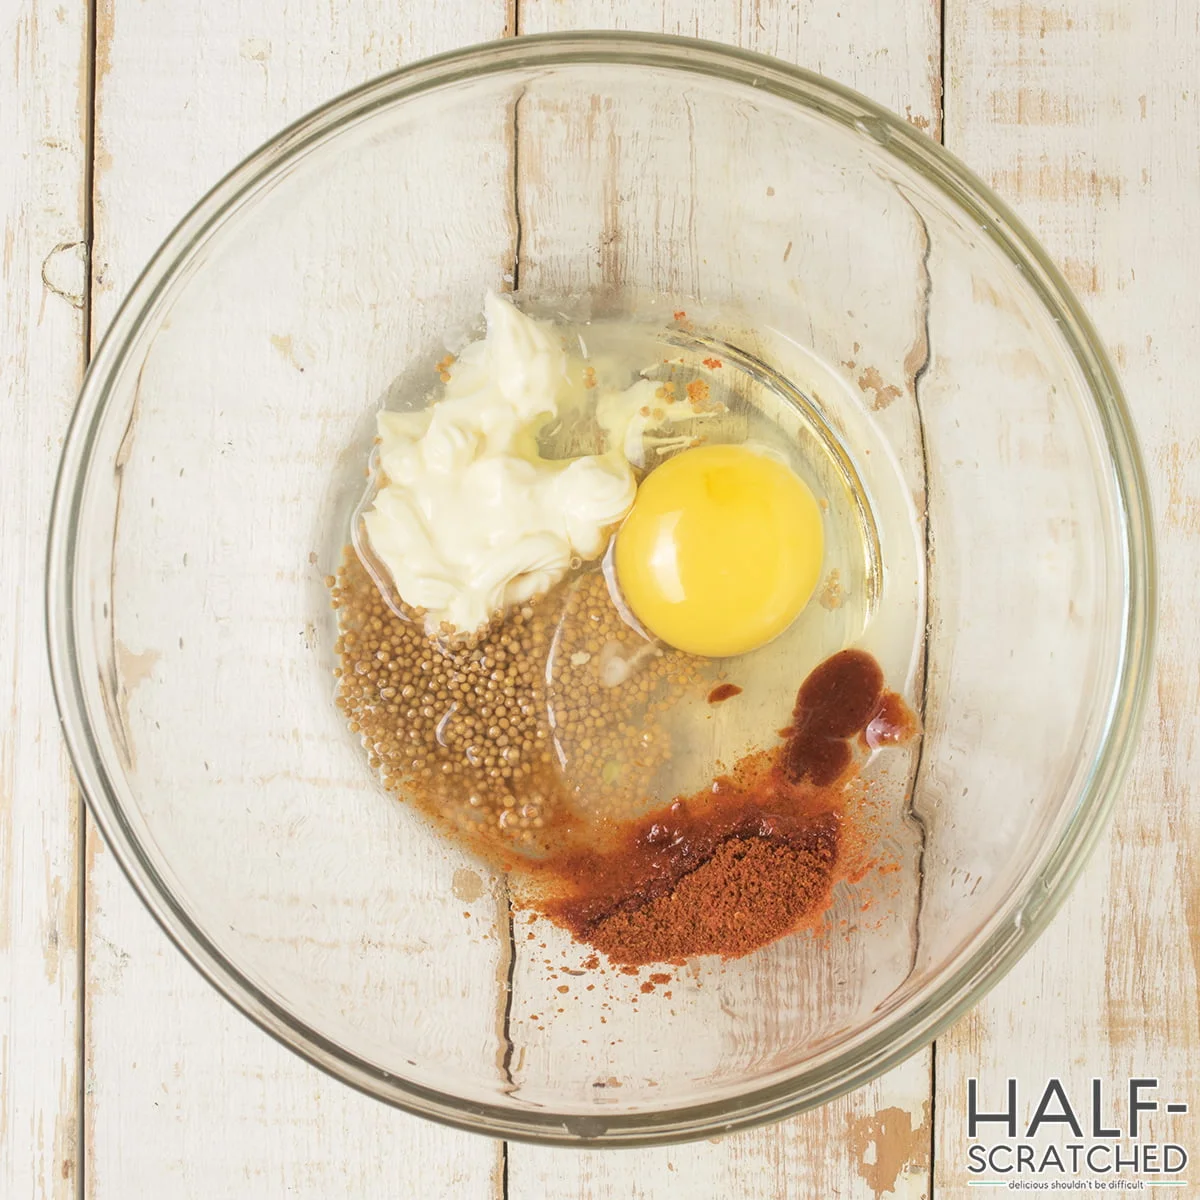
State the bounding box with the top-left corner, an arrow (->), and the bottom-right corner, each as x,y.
46,33 -> 1154,1145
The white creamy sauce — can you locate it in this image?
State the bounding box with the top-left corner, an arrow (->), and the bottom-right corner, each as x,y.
363,292 -> 703,634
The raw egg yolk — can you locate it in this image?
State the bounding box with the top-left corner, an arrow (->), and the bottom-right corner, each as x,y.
614,443 -> 823,658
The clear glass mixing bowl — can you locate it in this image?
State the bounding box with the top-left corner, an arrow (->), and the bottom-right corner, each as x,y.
47,34 -> 1154,1144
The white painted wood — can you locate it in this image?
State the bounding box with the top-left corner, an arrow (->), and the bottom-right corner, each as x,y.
85,3 -> 513,1197
0,2 -> 88,1197
933,0 -> 1200,1196
6,0 -> 1187,1196
506,1 -> 939,1195
520,0 -> 942,138
513,1054 -> 931,1200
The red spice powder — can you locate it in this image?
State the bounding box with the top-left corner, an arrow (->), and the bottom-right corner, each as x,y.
579,815 -> 839,965
529,650 -> 914,966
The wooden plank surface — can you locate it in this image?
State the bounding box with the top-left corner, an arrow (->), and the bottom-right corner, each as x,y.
0,2 -> 89,1198
508,1 -> 939,1196
84,3 -> 512,1197
933,1 -> 1199,1196
5,0 -> 1195,1194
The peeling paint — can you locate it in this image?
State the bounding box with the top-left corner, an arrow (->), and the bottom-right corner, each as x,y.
847,1102 -> 931,1199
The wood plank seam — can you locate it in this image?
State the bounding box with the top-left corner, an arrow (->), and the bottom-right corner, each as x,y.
500,17 -> 522,1194
928,8 -> 946,1196
77,0 -> 98,1197
899,187 -> 939,1200
2,0 -> 91,1193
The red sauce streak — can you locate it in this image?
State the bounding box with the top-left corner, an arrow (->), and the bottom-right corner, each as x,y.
783,649 -> 884,786
707,683 -> 743,704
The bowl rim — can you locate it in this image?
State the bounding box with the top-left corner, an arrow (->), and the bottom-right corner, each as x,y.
45,30 -> 1157,1146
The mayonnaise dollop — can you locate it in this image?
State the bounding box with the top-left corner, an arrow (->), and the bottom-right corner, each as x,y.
362,293 -> 701,635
